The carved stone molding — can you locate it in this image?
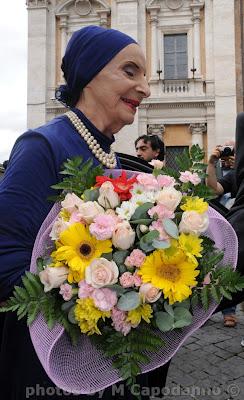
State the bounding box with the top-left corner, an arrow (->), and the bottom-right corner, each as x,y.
75,0 -> 92,16
96,9 -> 111,27
147,124 -> 165,136
191,1 -> 204,22
166,0 -> 184,10
140,101 -> 215,109
189,123 -> 207,135
26,0 -> 50,7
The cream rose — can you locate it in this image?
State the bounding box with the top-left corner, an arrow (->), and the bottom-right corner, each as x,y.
77,201 -> 104,224
112,221 -> 135,250
39,266 -> 69,293
61,193 -> 84,213
98,181 -> 120,209
156,187 -> 182,211
85,258 -> 119,288
139,283 -> 162,303
50,218 -> 70,241
179,210 -> 209,235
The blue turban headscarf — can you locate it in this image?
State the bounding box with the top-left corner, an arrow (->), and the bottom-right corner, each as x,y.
55,25 -> 137,107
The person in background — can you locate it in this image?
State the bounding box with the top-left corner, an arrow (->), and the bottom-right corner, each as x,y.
206,141 -> 238,327
135,134 -> 165,162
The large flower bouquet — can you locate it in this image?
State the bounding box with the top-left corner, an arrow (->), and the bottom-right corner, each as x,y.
1,145 -> 243,394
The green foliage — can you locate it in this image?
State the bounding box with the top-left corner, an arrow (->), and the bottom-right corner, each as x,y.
131,202 -> 154,221
155,302 -> 193,332
117,292 -> 141,311
0,271 -> 80,345
51,157 -> 104,199
91,325 -> 164,395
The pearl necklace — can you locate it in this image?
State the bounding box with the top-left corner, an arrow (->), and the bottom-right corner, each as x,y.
65,110 -> 117,169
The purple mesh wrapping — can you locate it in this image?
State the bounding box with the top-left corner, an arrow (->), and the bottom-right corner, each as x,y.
29,170 -> 238,394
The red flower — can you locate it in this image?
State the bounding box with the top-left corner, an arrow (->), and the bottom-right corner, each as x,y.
96,171 -> 137,201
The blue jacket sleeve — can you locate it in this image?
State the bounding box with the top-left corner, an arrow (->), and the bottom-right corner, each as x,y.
0,132 -> 59,301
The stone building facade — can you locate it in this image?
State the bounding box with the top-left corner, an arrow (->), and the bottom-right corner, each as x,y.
26,0 -> 244,163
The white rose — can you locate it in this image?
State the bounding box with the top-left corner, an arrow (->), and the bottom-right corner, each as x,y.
112,221 -> 135,250
139,283 -> 162,303
39,266 -> 69,293
149,160 -> 165,169
61,193 -> 84,213
49,218 -> 70,241
156,187 -> 182,211
85,258 -> 119,288
77,201 -> 104,224
179,211 -> 209,235
98,182 -> 120,209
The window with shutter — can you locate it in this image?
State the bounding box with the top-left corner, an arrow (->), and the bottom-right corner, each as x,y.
164,34 -> 188,79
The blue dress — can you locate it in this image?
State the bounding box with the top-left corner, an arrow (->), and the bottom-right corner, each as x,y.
0,108 -> 170,399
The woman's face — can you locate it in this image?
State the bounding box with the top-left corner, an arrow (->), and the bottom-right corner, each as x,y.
79,43 -> 150,136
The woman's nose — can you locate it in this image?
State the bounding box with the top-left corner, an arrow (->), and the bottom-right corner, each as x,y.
137,77 -> 151,98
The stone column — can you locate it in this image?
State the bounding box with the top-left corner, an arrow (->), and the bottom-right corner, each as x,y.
97,9 -> 110,28
147,6 -> 161,80
191,1 -> 204,78
59,13 -> 68,59
26,0 -> 50,128
189,123 -> 206,147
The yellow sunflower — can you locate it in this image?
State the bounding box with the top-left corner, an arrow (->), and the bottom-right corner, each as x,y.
178,233 -> 203,265
51,223 -> 112,283
138,248 -> 199,305
181,196 -> 208,214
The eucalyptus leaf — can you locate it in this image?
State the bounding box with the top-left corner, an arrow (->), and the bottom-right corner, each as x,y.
163,219 -> 179,239
173,307 -> 192,326
164,302 -> 174,317
155,311 -> 174,332
61,299 -> 76,313
102,252 -> 113,261
143,230 -> 159,243
83,188 -> 99,202
152,239 -> 171,249
139,237 -> 155,253
131,202 -> 154,221
174,299 -> 191,310
130,218 -> 152,225
68,306 -> 78,325
117,292 -> 141,311
113,250 -> 129,265
104,284 -> 127,296
118,264 -> 127,274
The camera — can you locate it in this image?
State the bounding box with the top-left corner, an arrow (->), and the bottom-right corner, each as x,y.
220,146 -> 234,157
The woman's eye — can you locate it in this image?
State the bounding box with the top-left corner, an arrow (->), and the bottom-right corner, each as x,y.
124,69 -> 134,77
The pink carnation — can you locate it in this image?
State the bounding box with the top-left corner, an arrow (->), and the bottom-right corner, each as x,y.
133,272 -> 142,287
150,220 -> 170,241
78,280 -> 94,298
179,171 -> 201,186
69,211 -> 85,224
125,249 -> 146,268
157,175 -> 176,188
92,288 -> 117,311
148,204 -> 175,220
111,308 -> 132,336
119,272 -> 135,288
89,214 -> 116,240
59,283 -> 73,301
136,173 -> 159,190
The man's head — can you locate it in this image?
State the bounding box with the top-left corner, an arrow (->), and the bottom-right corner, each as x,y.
135,135 -> 165,162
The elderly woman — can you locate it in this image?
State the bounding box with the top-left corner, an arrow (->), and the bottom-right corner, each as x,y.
0,26 -> 170,399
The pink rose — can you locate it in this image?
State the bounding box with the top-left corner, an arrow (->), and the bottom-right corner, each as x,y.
136,173 -> 159,190
149,220 -> 170,241
77,201 -> 104,224
59,283 -> 73,301
149,160 -> 164,169
112,221 -> 135,250
89,214 -> 116,240
179,171 -> 201,186
78,280 -> 94,298
156,187 -> 182,211
39,266 -> 69,293
85,258 -> 119,288
139,283 -> 162,303
61,193 -> 84,213
125,249 -> 146,268
92,288 -> 118,311
50,218 -> 70,240
148,204 -> 175,220
119,272 -> 135,288
179,211 -> 209,235
157,175 -> 176,188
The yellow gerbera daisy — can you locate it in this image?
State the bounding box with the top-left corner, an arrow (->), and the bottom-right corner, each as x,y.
178,233 -> 203,265
51,223 -> 112,282
127,304 -> 153,326
74,298 -> 110,335
138,249 -> 199,305
181,196 -> 208,214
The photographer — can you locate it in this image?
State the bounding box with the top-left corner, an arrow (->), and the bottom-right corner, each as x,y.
206,141 -> 238,327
